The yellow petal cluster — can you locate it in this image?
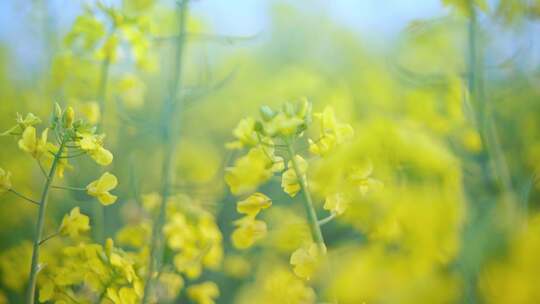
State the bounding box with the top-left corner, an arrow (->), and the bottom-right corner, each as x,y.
60,207 -> 90,238
187,281 -> 220,304
225,147 -> 279,195
231,217 -> 267,249
309,106 -> 354,156
18,127 -> 50,159
77,132 -> 113,166
236,192 -> 272,217
226,117 -> 259,149
290,243 -> 326,280
323,192 -> 348,215
87,172 -> 118,205
281,155 -> 308,197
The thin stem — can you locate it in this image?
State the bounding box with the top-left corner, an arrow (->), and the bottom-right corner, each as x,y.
26,137 -> 66,304
8,189 -> 40,206
51,185 -> 86,191
142,1 -> 189,303
284,139 -> 325,249
37,160 -> 50,180
39,231 -> 60,246
318,213 -> 337,226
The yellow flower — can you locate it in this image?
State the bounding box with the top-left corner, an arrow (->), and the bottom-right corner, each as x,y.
231,216 -> 267,249
309,106 -> 354,156
290,243 -> 326,280
223,255 -> 251,278
159,272 -> 184,299
323,192 -> 348,215
77,132 -> 113,166
237,192 -> 272,217
39,278 -> 55,303
18,126 -> 49,159
281,155 -> 308,197
0,168 -> 12,193
225,147 -> 276,195
107,287 -> 138,304
226,117 -> 259,149
80,101 -> 101,124
60,207 -> 90,238
187,281 -> 220,304
347,161 -> 383,195
87,172 -> 118,205
163,213 -> 196,250
263,112 -> 304,137
1,112 -> 41,136
308,135 -> 336,156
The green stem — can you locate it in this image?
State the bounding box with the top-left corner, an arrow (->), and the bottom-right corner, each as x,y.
26,138 -> 66,304
51,185 -> 86,191
94,29 -> 115,244
8,189 -> 40,206
285,139 -> 326,249
142,2 -> 189,303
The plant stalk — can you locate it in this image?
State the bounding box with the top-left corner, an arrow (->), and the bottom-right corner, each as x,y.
142,1 -> 189,302
26,138 -> 66,304
285,139 -> 326,249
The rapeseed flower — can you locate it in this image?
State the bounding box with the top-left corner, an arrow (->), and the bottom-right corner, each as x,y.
236,192 -> 272,217
60,207 -> 90,238
87,172 -> 118,205
187,281 -> 219,304
281,155 -> 308,197
231,216 -> 267,249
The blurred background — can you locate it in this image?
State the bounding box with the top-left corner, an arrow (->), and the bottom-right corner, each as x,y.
1,0 -> 540,303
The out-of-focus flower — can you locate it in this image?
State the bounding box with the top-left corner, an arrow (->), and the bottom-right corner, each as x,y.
226,117 -> 259,149
231,216 -> 267,249
290,243 -> 325,280
1,113 -> 41,136
323,192 -> 348,215
60,207 -> 90,238
187,281 -> 219,304
87,172 -> 118,205
236,192 -> 272,217
309,106 -> 354,156
225,147 -> 278,195
79,102 -> 101,124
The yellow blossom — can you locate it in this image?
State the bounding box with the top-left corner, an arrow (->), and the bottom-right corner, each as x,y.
323,192 -> 348,215
236,192 -> 272,217
231,216 -> 267,249
281,155 -> 308,197
263,112 -> 304,137
309,106 -> 354,156
0,168 -> 12,193
77,132 -> 113,166
348,161 -> 383,195
18,126 -> 50,159
1,112 -> 41,136
107,287 -> 138,304
187,281 -> 220,304
60,207 -> 90,238
225,147 -> 276,195
158,272 -> 184,299
87,172 -> 118,205
226,117 -> 259,149
79,102 -> 101,124
290,243 -> 326,280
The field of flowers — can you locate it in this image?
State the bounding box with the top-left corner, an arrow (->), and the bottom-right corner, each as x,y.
0,0 -> 539,303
